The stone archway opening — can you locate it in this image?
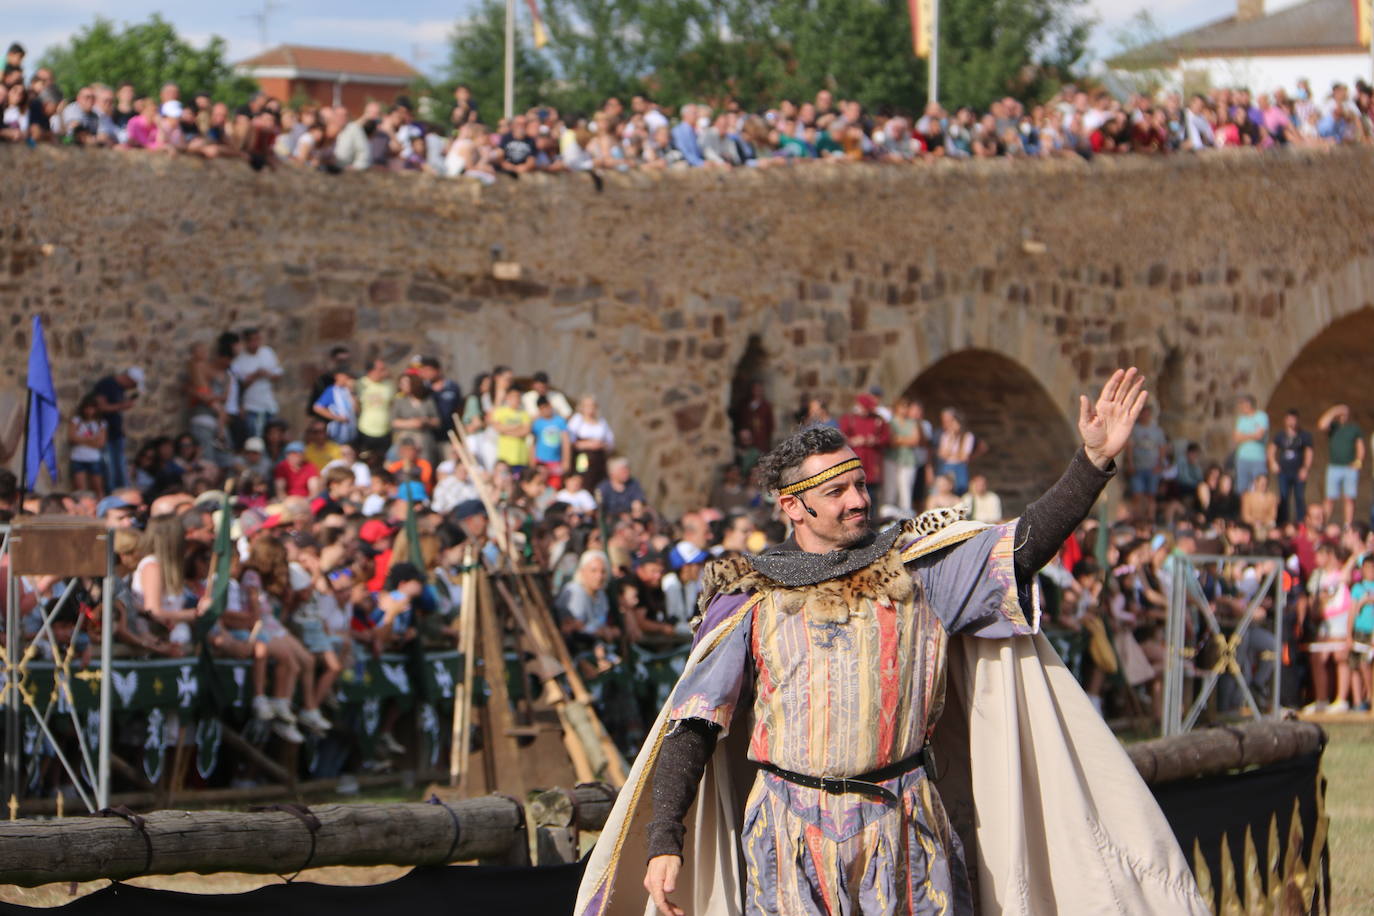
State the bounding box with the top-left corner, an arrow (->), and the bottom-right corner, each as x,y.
729,334 -> 774,450
1265,306 -> 1374,523
902,349 -> 1075,515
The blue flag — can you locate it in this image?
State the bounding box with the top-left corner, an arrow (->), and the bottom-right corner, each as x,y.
25,314 -> 59,489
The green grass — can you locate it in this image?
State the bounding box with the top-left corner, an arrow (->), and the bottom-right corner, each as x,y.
1324,721 -> 1374,915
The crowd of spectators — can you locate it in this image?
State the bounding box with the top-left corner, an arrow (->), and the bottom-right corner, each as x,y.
3,37 -> 1371,175
4,329 -> 1373,792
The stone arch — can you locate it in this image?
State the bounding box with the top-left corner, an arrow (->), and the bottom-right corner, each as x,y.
728,334 -> 772,447
901,349 -> 1075,514
1264,305 -> 1374,521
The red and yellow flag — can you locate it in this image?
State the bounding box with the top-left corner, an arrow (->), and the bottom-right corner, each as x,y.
526,0 -> 549,48
909,0 -> 934,58
1357,0 -> 1373,46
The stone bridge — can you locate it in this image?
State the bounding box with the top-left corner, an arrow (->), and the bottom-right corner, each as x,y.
1,146 -> 1371,514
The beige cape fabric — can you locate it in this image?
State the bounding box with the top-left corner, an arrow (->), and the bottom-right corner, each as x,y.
574,556 -> 1208,916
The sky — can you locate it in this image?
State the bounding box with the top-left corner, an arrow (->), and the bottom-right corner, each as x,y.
6,0 -> 1261,80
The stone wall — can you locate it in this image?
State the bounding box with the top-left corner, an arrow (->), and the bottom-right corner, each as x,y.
2,145 -> 1372,515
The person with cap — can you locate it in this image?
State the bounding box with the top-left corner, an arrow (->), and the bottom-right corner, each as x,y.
451,499 -> 503,569
577,368 -> 1210,916
90,366 -> 145,490
274,442 -> 320,499
359,516 -> 401,592
838,391 -> 891,502
238,436 -> 273,483
96,494 -> 136,529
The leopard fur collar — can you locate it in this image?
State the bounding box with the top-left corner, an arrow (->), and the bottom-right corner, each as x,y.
697,507 -> 970,625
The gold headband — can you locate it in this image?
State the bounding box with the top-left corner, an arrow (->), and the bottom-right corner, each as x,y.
777,457 -> 863,497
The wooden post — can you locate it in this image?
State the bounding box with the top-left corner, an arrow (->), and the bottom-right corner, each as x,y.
489,575 -> 596,784
450,548 -> 479,791
475,569 -> 526,799
529,787 -> 577,866
516,570 -> 629,786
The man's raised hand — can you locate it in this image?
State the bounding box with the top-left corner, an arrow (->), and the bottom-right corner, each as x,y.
1078,367 -> 1148,470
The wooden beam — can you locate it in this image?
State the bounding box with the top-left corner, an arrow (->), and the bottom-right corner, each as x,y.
0,795 -> 526,886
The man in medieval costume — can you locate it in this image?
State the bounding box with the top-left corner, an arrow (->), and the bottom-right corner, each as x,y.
575,368 -> 1209,916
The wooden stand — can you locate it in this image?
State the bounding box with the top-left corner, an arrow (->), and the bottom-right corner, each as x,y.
444,422 -> 628,791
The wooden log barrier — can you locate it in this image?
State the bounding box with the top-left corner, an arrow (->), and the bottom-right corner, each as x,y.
0,723 -> 1320,886
1126,720 -> 1325,785
0,795 -> 526,887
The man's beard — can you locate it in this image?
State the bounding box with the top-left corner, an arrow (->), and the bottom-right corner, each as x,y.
833,513 -> 872,548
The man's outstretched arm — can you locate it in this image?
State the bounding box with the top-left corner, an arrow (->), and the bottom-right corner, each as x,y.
1012,368 -> 1147,585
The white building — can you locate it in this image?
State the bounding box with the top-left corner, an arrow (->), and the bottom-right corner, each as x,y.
1112,0 -> 1371,96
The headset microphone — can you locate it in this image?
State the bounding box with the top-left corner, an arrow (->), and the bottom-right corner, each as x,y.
798,497 -> 818,518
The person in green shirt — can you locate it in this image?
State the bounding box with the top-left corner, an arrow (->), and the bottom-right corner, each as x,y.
354,359 -> 397,460
489,387 -> 532,472
1319,404 -> 1366,527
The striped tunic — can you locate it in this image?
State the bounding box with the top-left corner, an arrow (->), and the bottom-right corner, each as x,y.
666,523 -> 1036,915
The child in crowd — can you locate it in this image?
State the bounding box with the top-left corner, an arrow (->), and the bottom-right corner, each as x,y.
68,394 -> 108,497
1304,544 -> 1355,714
1351,555 -> 1374,712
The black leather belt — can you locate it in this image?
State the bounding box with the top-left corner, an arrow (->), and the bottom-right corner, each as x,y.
759,745 -> 938,806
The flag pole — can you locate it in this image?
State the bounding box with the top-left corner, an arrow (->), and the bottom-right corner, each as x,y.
504,0 -> 516,121
5,385 -> 29,801
16,387 -> 32,511
928,0 -> 940,109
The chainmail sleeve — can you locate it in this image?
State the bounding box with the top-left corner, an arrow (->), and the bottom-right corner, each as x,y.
1013,447 -> 1115,585
645,718 -> 720,860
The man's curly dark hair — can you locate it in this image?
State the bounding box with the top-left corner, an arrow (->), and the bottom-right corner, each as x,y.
755,424 -> 849,494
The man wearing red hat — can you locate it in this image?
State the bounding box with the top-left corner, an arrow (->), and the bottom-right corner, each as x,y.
838,393 -> 890,500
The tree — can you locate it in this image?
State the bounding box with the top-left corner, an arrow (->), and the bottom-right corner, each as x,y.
937,0 -> 1093,110
770,0 -> 924,112
434,0 -> 1090,120
540,0 -> 650,115
39,15 -> 258,107
1107,9 -> 1172,96
441,0 -> 554,121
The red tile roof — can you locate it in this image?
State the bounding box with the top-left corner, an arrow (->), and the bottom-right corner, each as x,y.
236,44 -> 418,80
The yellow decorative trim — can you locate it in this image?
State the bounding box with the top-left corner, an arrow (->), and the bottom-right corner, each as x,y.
899,521 -> 990,563
778,458 -> 863,496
